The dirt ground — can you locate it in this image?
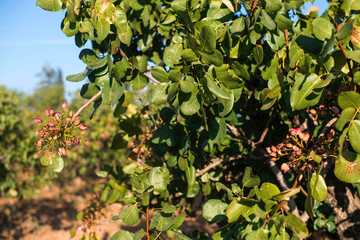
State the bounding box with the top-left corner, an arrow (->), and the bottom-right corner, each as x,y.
0,177 -> 216,240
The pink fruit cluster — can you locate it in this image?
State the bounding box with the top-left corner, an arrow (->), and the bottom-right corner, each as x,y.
34,101 -> 87,157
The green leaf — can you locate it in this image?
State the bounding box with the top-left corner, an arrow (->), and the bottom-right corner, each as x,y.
335,151 -> 360,183
310,173 -> 327,201
199,25 -> 216,53
66,69 -> 88,82
207,7 -> 233,21
151,66 -> 169,82
180,90 -> 200,116
266,30 -> 285,50
36,0 -> 62,11
114,60 -> 129,81
275,14 -> 293,31
180,76 -> 196,93
226,198 -> 255,223
258,182 -> 281,200
349,120 -> 360,153
242,167 -> 260,188
272,188 -> 301,201
265,0 -> 282,13
296,35 -> 323,54
290,73 -> 325,110
285,214 -> 309,239
354,72 -> 360,85
108,81 -> 125,105
164,44 -> 183,67
200,50 -> 223,67
134,229 -> 145,240
205,73 -> 230,100
186,168 -> 200,198
260,10 -> 276,30
182,49 -> 199,62
253,45 -> 263,65
150,212 -> 174,231
231,62 -> 250,81
130,72 -> 147,90
110,230 -> 134,240
87,57 -> 108,69
218,89 -> 234,117
312,18 -> 333,40
336,18 -> 354,40
347,50 -> 360,64
119,204 -> 140,225
209,117 -> 227,144
61,18 -> 80,37
171,231 -> 192,240
338,91 -> 360,110
231,17 -> 246,33
80,83 -> 100,99
79,49 -> 97,64
202,199 -> 228,222
169,212 -> 185,229
51,156 -> 64,173
95,17 -> 110,44
149,167 -> 170,192
152,83 -> 170,105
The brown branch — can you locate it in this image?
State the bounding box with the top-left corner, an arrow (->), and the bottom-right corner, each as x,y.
143,71 -> 160,84
248,0 -> 258,19
318,117 -> 338,140
146,205 -> 150,240
72,90 -> 102,120
255,108 -> 276,146
196,154 -> 264,177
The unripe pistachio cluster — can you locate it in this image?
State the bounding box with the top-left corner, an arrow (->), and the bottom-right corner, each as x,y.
130,125 -> 153,167
34,101 -> 87,160
266,127 -> 311,173
267,126 -> 337,174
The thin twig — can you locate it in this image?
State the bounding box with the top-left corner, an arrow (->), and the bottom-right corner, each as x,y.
72,90 -> 102,120
196,154 -> 264,177
255,108 -> 276,146
249,0 -> 258,19
143,71 -> 160,84
146,196 -> 151,240
338,40 -> 354,79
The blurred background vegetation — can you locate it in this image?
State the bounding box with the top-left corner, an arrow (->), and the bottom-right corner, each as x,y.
0,65 -> 125,200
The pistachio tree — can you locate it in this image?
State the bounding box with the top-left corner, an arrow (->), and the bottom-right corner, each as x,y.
35,0 -> 360,239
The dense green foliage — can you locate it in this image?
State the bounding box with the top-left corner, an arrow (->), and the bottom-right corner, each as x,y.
33,0 -> 360,239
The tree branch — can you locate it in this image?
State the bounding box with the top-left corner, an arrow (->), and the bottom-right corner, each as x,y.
249,0 -> 258,19
196,154 -> 264,177
318,117 -> 338,140
255,108 -> 276,146
72,90 -> 102,120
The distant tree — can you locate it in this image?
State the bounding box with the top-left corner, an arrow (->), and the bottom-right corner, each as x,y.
27,65 -> 65,111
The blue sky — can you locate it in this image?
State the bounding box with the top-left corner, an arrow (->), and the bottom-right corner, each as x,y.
0,0 -> 328,96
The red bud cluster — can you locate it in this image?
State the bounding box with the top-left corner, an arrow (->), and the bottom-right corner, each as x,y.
34,102 -> 88,161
